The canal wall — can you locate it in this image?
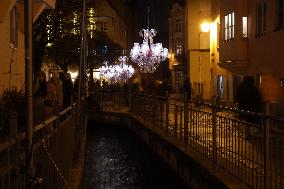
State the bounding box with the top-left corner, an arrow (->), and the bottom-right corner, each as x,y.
88,110 -> 248,189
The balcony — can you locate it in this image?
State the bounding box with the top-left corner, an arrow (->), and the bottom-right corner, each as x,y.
217,60 -> 248,74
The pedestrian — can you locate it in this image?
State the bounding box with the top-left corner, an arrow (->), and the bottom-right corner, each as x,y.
236,75 -> 263,140
62,73 -> 74,108
33,71 -> 55,125
50,71 -> 63,112
182,77 -> 192,101
236,76 -> 262,115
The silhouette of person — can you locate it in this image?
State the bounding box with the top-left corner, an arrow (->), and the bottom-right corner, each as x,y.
236,75 -> 263,125
182,77 -> 192,101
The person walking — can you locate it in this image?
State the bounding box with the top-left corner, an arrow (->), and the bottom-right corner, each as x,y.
61,73 -> 74,108
182,77 -> 192,101
236,75 -> 263,140
33,71 -> 56,125
50,71 -> 63,112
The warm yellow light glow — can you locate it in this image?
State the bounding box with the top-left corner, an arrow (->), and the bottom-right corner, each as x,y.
210,22 -> 217,41
200,22 -> 210,32
93,69 -> 100,80
46,42 -> 53,47
68,70 -> 79,82
168,53 -> 175,59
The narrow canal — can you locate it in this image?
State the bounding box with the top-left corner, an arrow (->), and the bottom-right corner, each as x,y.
85,122 -> 190,189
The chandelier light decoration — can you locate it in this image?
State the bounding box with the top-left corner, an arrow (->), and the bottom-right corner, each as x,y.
99,61 -> 118,83
130,4 -> 169,73
99,59 -> 135,84
117,55 -> 135,83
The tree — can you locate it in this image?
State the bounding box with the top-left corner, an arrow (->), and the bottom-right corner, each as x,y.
33,0 -> 82,74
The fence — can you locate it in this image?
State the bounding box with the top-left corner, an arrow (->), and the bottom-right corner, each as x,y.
0,102 -> 86,188
89,90 -> 128,111
91,90 -> 284,189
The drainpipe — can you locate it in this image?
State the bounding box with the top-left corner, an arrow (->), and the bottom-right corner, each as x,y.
24,0 -> 34,186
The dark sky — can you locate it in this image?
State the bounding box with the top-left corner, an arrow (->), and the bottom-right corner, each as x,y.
131,0 -> 176,47
134,0 -> 173,31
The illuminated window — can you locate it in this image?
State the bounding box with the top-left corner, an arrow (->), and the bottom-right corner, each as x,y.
176,44 -> 182,55
224,12 -> 235,40
217,75 -> 229,99
242,17 -> 248,38
217,75 -> 224,98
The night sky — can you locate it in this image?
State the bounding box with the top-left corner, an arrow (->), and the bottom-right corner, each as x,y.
130,0 -> 178,47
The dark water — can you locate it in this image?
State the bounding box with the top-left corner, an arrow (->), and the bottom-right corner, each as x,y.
85,123 -> 190,189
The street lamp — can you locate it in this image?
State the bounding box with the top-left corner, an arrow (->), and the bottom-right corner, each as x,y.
198,22 -> 210,98
201,22 -> 210,33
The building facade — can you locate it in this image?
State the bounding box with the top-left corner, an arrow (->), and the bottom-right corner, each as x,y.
0,0 -> 55,95
185,0 -> 212,100
183,0 -> 284,113
169,3 -> 185,94
215,0 -> 284,114
95,0 -> 129,50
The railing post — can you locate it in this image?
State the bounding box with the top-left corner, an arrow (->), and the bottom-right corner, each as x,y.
212,96 -> 217,167
129,91 -> 132,112
184,92 -> 189,145
9,111 -> 18,138
264,102 -> 271,189
160,97 -> 163,129
143,94 -> 146,122
165,91 -> 169,136
174,102 -> 178,138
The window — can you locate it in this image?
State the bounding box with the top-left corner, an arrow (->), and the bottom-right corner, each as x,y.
103,22 -> 107,31
277,0 -> 284,27
10,7 -> 18,48
176,44 -> 182,55
256,2 -> 266,35
233,76 -> 242,101
242,17 -> 248,38
217,75 -> 229,99
175,19 -> 182,32
224,12 -> 235,41
197,82 -> 203,96
175,71 -> 182,93
217,75 -> 224,98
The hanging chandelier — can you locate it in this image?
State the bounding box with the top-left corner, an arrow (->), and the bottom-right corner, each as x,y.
99,59 -> 135,84
130,2 -> 168,73
117,55 -> 135,83
130,29 -> 168,73
99,61 -> 117,83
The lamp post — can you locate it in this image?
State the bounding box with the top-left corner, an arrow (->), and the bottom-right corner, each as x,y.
24,0 -> 34,186
198,22 -> 210,98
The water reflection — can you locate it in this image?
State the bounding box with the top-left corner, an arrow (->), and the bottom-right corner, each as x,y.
85,123 -> 190,189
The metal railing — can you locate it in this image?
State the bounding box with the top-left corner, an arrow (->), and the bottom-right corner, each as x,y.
92,90 -> 284,189
89,89 -> 128,111
0,102 -> 86,188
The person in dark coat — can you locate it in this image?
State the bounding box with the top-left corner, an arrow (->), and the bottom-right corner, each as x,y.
236,75 -> 263,138
236,76 -> 262,113
62,73 -> 74,108
182,77 -> 192,101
